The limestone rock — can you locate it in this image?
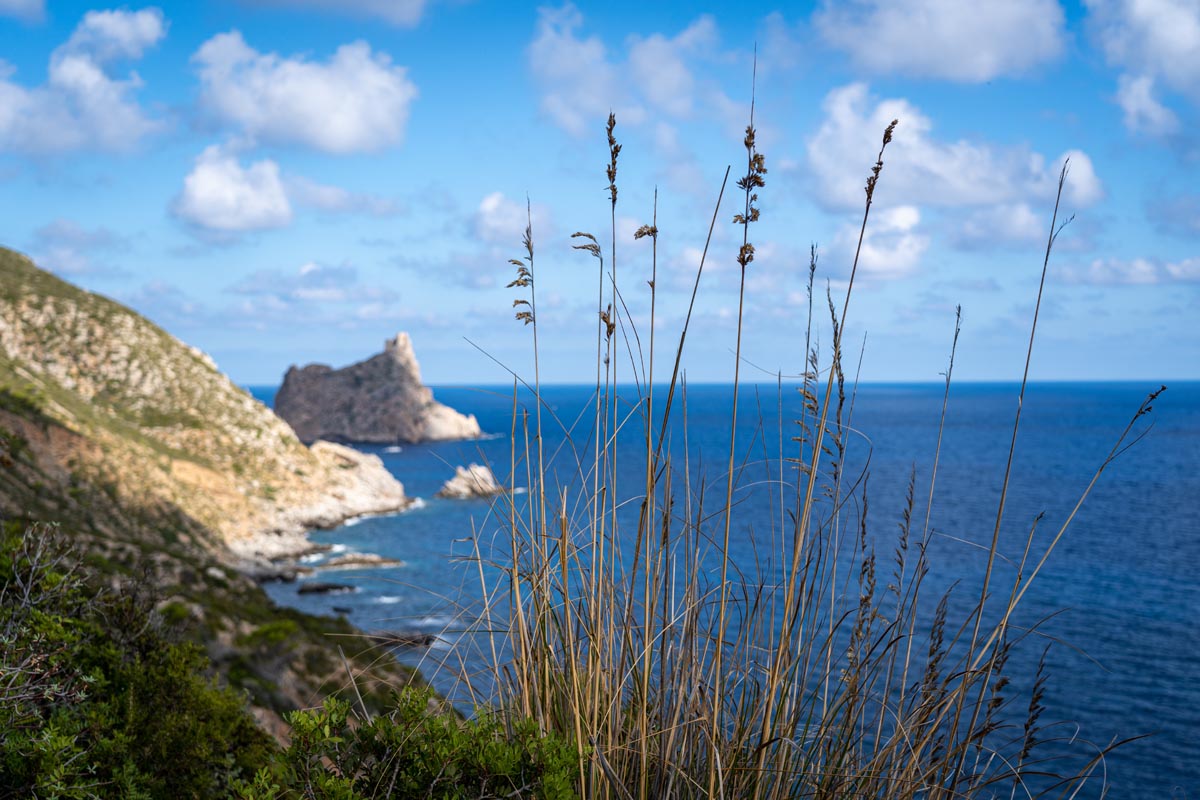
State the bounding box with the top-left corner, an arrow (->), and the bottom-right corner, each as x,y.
0,246 -> 413,564
436,463 -> 504,499
274,333 -> 481,444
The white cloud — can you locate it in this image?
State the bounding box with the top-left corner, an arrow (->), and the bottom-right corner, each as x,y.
832,204 -> 930,281
246,0 -> 426,26
1087,0 -> 1200,99
172,145 -> 292,233
1087,0 -> 1200,134
528,4 -> 737,141
955,203 -> 1046,249
0,0 -> 42,22
1116,74 -> 1181,135
1062,256 -> 1200,285
474,192 -> 552,246
286,176 -> 400,216
807,84 -> 1104,212
627,17 -> 717,117
528,4 -> 637,137
815,0 -> 1065,81
0,8 -> 165,153
193,31 -> 417,153
59,7 -> 166,62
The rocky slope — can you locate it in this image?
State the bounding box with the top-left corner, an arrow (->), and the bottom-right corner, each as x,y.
0,247 -> 422,734
275,333 -> 481,444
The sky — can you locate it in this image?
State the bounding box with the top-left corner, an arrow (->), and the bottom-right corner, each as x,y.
0,0 -> 1197,386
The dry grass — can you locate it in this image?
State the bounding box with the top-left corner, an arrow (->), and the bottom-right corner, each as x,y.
449,101 -> 1159,800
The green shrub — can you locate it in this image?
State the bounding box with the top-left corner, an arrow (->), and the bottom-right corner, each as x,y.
0,522 -> 274,798
237,689 -> 578,800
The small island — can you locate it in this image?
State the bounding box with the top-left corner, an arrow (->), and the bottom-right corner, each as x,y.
273,333 -> 482,445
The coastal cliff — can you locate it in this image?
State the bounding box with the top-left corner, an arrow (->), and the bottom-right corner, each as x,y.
274,333 -> 481,444
0,247 -> 420,731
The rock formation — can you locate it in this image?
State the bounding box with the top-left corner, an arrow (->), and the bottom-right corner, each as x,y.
436,463 -> 505,499
274,333 -> 481,445
0,246 -> 422,735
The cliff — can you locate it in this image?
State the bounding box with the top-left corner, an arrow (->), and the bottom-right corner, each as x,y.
0,247 -> 420,732
274,333 -> 481,444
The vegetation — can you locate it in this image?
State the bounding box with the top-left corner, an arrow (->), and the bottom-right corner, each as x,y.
0,80 -> 1161,799
455,104 -> 1160,800
235,691 -> 577,799
0,521 -> 274,797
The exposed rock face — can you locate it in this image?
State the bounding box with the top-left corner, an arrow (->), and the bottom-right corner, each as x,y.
0,246 -> 423,734
274,333 -> 481,444
0,247 -> 412,563
436,463 -> 504,499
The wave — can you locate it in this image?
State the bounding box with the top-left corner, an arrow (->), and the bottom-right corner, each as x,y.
376,595 -> 403,604
383,445 -> 404,453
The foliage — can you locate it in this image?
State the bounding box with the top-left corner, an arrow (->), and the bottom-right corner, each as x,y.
236,689 -> 578,800
465,101 -> 1158,800
0,522 -> 274,798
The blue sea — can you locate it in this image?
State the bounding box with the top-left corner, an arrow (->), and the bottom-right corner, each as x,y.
250,381 -> 1199,798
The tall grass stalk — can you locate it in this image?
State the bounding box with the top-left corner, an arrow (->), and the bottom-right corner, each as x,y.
467,103 -> 1154,799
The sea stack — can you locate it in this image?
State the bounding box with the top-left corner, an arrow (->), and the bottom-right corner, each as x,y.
274,333 -> 481,444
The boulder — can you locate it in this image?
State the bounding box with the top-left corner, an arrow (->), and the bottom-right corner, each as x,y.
274,333 -> 481,444
436,463 -> 504,499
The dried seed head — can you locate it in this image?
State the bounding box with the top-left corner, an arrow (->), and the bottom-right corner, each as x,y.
633,224 -> 658,240
606,112 -> 620,207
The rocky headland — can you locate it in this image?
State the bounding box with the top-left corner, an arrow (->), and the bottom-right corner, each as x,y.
274,333 -> 481,444
0,247 -> 422,732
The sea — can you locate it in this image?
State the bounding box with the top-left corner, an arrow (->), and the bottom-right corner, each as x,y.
248,381 -> 1199,798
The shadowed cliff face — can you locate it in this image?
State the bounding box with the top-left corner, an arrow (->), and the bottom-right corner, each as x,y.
274,332 -> 482,444
0,247 -> 423,732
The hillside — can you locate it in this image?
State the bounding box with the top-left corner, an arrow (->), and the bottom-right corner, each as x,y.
0,247 -> 422,733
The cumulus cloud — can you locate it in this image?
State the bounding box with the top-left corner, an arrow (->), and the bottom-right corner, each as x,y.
627,17 -> 718,117
528,3 -> 739,142
1061,256 -> 1200,285
172,145 -> 292,234
0,0 -> 43,22
473,192 -> 552,246
0,7 -> 165,153
831,205 -> 930,281
245,0 -> 426,26
815,0 -> 1065,81
193,31 -> 417,153
527,4 -> 637,137
1086,0 -> 1200,134
806,84 -> 1104,214
955,203 -> 1046,249
1116,74 -> 1181,135
1087,0 -> 1200,98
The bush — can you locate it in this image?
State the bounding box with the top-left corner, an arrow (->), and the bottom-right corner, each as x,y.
0,522 -> 274,798
237,689 -> 578,800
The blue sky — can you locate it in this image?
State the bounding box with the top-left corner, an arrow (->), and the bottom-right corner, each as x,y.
1,0 -> 1196,385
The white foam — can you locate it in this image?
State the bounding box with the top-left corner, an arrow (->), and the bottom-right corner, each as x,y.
376,595 -> 403,604
383,445 -> 404,453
